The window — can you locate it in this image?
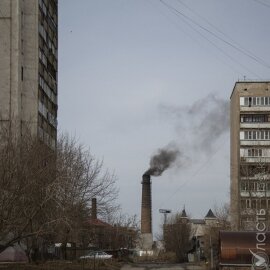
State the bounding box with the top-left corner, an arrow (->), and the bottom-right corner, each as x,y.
257,183 -> 265,191
247,148 -> 263,157
240,114 -> 267,123
261,199 -> 266,209
241,96 -> 270,107
241,200 -> 245,209
255,115 -> 265,122
241,181 -> 248,191
250,182 -> 256,191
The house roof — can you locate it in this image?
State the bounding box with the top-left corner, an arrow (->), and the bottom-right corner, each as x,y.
205,209 -> 216,219
87,218 -> 112,227
180,208 -> 188,218
190,219 -> 205,225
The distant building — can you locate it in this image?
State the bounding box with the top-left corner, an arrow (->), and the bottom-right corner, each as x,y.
190,209 -> 217,232
230,81 -> 270,230
163,208 -> 219,262
189,209 -> 218,251
0,0 -> 58,148
83,199 -> 138,251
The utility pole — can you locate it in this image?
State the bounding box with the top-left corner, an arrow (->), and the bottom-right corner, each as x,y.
210,235 -> 214,269
159,209 -> 171,247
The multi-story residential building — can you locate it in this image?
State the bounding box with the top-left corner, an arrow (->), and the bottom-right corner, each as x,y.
231,81 -> 270,230
0,0 -> 57,149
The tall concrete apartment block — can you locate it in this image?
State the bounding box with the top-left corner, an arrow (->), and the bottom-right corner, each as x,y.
231,81 -> 270,230
0,0 -> 58,148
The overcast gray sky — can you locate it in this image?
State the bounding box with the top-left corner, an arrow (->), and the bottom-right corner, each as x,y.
58,0 -> 270,236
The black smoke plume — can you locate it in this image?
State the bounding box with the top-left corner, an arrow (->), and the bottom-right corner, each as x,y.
144,93 -> 229,176
144,147 -> 180,176
160,93 -> 229,152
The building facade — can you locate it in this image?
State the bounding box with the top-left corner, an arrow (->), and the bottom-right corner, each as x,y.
0,0 -> 57,148
230,81 -> 270,230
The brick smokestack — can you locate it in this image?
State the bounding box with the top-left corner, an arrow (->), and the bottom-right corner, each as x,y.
141,174 -> 152,233
141,174 -> 153,250
91,198 -> 97,220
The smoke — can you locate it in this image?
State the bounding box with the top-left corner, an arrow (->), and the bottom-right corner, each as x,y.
144,146 -> 180,176
144,93 -> 229,176
160,92 -> 229,152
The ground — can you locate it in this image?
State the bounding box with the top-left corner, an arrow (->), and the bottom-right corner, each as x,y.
0,261 -> 206,270
121,263 -> 207,270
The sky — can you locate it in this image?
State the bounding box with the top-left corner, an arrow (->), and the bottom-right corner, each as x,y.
58,0 -> 270,236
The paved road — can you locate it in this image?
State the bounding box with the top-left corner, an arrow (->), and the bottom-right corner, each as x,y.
121,263 -> 206,270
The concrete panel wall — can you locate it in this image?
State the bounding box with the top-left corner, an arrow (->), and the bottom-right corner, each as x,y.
21,0 -> 39,135
10,0 -> 21,133
230,82 -> 270,230
0,0 -> 11,121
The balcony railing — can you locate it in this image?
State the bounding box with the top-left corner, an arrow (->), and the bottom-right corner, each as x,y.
240,140 -> 270,146
240,123 -> 270,129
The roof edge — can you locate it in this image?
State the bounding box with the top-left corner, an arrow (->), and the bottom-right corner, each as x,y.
230,81 -> 270,99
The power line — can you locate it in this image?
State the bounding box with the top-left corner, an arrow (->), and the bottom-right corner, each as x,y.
146,0 -> 247,77
160,0 -> 270,70
158,0 -> 262,79
252,0 -> 270,9
176,0 -> 270,69
158,133 -> 229,209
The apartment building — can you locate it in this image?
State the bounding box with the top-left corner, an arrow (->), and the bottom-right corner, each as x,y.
0,0 -> 57,148
231,81 -> 270,230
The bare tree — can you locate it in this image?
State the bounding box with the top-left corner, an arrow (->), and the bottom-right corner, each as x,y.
163,213 -> 191,262
213,202 -> 231,230
201,203 -> 231,268
0,131 -> 119,259
50,134 -> 119,256
109,213 -> 140,249
239,161 -> 270,230
0,128 -> 58,256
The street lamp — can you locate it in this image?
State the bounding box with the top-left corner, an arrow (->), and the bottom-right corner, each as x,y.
159,209 -> 171,225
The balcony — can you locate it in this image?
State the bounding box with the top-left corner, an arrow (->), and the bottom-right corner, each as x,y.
240,106 -> 270,112
240,209 -> 256,215
240,191 -> 270,197
240,157 -> 270,163
240,123 -> 270,129
240,140 -> 270,146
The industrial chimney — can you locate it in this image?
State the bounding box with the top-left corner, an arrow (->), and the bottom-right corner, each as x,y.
141,174 -> 153,250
